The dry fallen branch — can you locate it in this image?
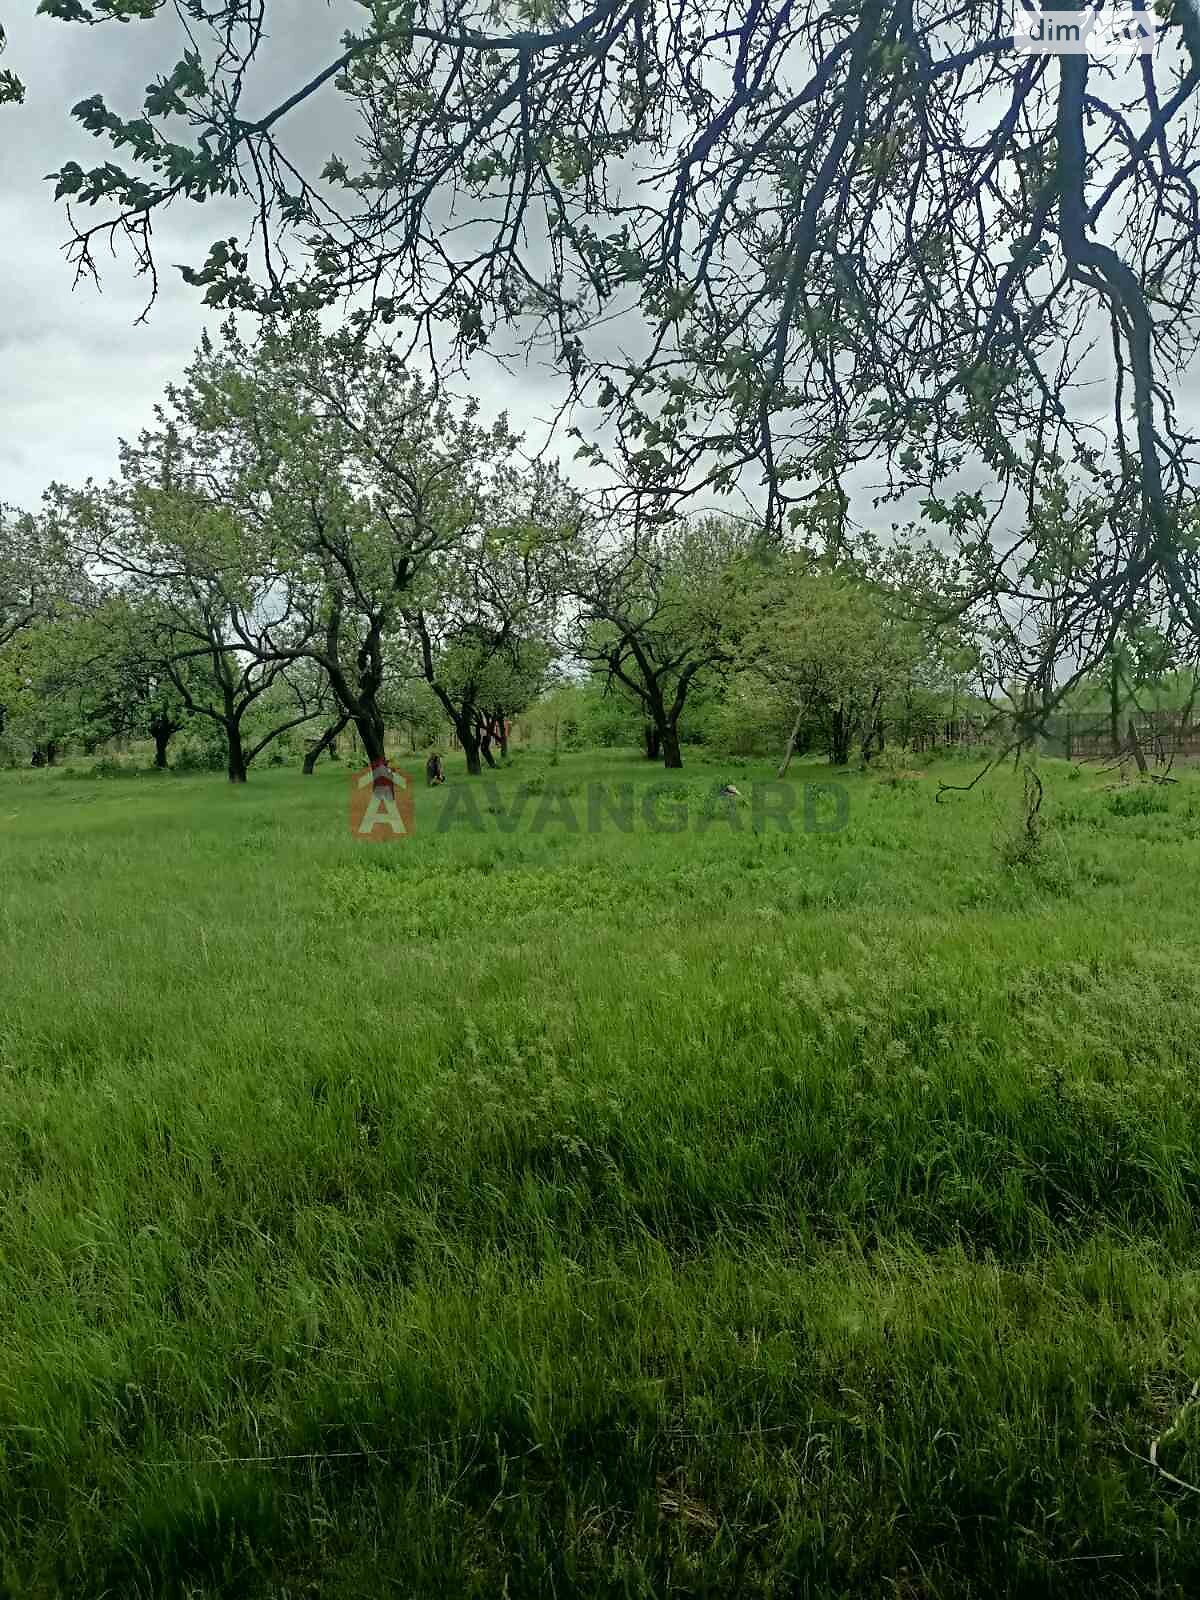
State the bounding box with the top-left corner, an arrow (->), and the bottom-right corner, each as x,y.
1149,1379 -> 1200,1496
657,1473 -> 720,1534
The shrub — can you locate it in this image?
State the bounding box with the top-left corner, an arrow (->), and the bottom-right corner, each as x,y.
997,765 -> 1046,869
78,757 -> 154,779
1107,785 -> 1169,817
871,748 -> 924,788
173,744 -> 226,773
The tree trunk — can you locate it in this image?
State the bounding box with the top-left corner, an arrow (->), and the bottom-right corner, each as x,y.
660,724 -> 683,769
497,719 -> 509,760
45,740 -> 59,767
462,730 -> 483,776
778,704 -> 806,778
1110,660 -> 1122,756
644,723 -> 661,761
860,690 -> 884,764
152,722 -> 174,770
1127,717 -> 1148,776
226,722 -> 248,784
350,711 -> 395,798
830,707 -> 851,768
303,713 -> 350,775
353,711 -> 387,770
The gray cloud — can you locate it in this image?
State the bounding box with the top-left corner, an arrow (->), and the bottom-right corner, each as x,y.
3,8 -> 1195,527
0,4 -> 578,509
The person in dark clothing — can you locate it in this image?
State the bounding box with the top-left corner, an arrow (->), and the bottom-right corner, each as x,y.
426,751 -> 446,786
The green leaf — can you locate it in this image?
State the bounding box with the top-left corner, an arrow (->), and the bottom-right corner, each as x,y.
50,161 -> 85,199
37,0 -> 94,19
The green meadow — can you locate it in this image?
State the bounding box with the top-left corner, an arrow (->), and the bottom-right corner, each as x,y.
3,748 -> 1200,1597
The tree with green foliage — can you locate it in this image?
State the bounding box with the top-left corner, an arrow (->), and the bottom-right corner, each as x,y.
148,318 -> 521,782
406,466 -> 571,772
1063,621 -> 1198,755
476,635 -> 556,764
0,593 -> 184,766
737,560 -> 933,770
78,596 -> 191,767
0,23 -> 22,107
37,0 -> 1200,696
0,506 -> 77,650
67,459 -> 327,782
156,623 -> 328,783
568,517 -> 750,770
410,619 -> 554,773
0,620 -> 80,765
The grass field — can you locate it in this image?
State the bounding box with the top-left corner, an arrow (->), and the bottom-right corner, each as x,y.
3,747 -> 1200,1597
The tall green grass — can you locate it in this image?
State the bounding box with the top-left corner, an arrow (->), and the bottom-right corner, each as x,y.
2,750 -> 1200,1596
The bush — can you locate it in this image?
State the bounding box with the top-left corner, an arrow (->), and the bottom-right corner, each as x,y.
0,734 -> 33,770
1107,785 -> 1169,817
871,748 -> 924,788
77,757 -> 156,780
997,765 -> 1047,869
173,744 -> 226,773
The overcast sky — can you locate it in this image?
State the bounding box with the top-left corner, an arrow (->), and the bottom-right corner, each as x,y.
0,3 -> 583,511
3,8 -> 1196,532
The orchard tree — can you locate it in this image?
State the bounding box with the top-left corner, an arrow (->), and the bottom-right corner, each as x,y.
156,318 -> 522,782
568,517 -> 750,769
70,466 -> 326,783
738,560 -> 929,771
74,596 -> 193,766
409,617 -> 554,772
155,614 -> 328,783
0,592 -> 191,765
37,0 -> 1200,697
0,506 -> 78,649
71,595 -> 193,766
405,463 -> 574,772
476,634 -> 555,762
0,617 -> 84,765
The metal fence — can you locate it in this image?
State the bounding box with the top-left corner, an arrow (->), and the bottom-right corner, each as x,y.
1048,710 -> 1200,762
908,717 -> 995,753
